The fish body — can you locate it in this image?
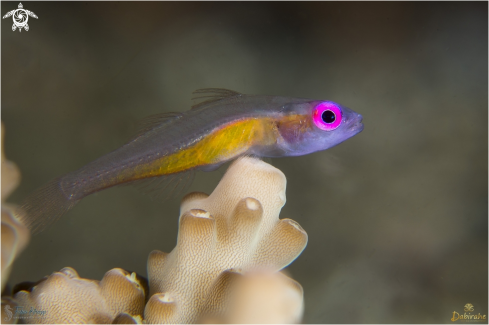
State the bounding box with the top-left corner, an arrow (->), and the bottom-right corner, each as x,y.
21,89 -> 364,232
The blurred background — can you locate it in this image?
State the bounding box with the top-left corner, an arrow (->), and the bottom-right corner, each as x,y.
2,2 -> 487,323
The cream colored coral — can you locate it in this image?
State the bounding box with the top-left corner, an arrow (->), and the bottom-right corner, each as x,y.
201,269 -> 304,324
146,157 -> 307,323
9,157 -> 306,324
1,122 -> 21,201
1,122 -> 30,291
224,270 -> 303,324
2,205 -> 30,291
2,296 -> 18,324
14,267 -> 146,324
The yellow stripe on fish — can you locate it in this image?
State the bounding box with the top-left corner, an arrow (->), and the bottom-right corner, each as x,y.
127,117 -> 277,181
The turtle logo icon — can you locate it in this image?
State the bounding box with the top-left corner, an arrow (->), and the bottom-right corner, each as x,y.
3,3 -> 38,32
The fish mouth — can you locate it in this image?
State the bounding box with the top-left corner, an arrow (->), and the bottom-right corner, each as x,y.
355,122 -> 364,132
348,114 -> 364,133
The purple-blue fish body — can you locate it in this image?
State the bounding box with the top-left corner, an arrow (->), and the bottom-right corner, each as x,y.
20,88 -> 363,232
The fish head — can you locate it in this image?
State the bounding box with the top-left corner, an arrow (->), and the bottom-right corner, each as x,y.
275,100 -> 363,156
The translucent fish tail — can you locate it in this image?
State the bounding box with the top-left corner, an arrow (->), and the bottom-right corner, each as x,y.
18,177 -> 79,234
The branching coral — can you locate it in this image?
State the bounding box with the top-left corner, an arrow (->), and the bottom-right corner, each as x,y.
201,269 -> 304,324
11,157 -> 307,323
1,123 -> 30,291
1,206 -> 30,291
146,157 -> 308,323
1,123 -> 21,201
14,267 -> 146,324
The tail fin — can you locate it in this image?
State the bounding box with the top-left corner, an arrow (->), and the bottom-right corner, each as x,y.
18,177 -> 79,234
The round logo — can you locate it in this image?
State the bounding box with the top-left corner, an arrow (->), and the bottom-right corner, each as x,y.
13,9 -> 28,28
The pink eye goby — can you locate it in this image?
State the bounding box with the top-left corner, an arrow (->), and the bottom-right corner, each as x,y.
19,88 -> 363,234
312,102 -> 343,131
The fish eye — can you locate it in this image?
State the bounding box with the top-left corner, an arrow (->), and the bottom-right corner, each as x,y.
322,110 -> 336,123
313,102 -> 342,131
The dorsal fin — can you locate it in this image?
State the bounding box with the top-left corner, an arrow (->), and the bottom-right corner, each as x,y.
130,112 -> 183,140
191,88 -> 242,110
